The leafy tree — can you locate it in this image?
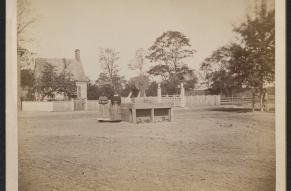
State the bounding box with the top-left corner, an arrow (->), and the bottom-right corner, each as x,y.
34,64 -> 58,100
208,70 -> 238,96
20,69 -> 35,100
145,81 -> 158,96
149,64 -> 198,94
97,82 -> 131,99
55,71 -> 77,100
160,80 -> 177,95
96,72 -> 126,94
128,75 -> 150,97
96,72 -> 110,87
147,31 -> 197,94
200,45 -> 239,96
19,49 -> 35,70
147,31 -> 195,81
99,84 -> 115,98
33,65 -> 78,100
21,69 -> 34,87
200,3 -> 274,111
232,4 -> 275,110
87,82 -> 101,100
175,65 -> 198,90
120,83 -> 132,97
111,74 -> 127,93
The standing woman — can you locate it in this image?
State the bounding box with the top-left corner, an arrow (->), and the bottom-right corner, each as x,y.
97,93 -> 110,121
109,91 -> 122,121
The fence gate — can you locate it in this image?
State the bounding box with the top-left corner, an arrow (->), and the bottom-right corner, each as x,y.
74,98 -> 86,111
220,97 -> 253,106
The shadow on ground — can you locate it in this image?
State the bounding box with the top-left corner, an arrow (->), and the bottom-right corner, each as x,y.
98,120 -> 122,123
207,107 -> 275,113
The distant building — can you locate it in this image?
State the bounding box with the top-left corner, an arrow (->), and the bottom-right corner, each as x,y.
34,49 -> 89,100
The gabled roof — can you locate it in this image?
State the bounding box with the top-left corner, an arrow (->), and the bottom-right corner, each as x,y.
34,58 -> 89,82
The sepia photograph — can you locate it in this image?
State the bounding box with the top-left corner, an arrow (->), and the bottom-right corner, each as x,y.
6,0 -> 286,190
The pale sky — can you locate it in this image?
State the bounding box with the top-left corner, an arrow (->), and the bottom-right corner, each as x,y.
24,0 -> 272,82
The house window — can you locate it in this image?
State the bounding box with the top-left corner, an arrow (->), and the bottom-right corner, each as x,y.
77,85 -> 81,98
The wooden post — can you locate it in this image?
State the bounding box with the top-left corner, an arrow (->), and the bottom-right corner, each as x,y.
217,95 -> 221,106
252,93 -> 255,112
71,99 -> 75,111
168,108 -> 173,122
266,92 -> 270,112
157,83 -> 161,102
17,48 -> 26,112
260,92 -> 264,112
180,83 -> 185,107
84,98 -> 88,110
132,108 -> 136,123
151,108 -> 155,122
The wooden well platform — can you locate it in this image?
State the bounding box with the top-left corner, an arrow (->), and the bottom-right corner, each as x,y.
120,102 -> 173,123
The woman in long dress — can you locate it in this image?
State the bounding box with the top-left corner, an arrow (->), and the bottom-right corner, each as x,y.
109,91 -> 122,121
97,93 -> 110,121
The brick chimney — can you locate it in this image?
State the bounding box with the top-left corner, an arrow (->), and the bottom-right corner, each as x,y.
75,49 -> 81,62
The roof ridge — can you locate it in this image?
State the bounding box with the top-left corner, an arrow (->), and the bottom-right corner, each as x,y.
34,57 -> 89,82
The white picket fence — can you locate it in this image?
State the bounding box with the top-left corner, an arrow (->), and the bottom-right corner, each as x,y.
23,95 -> 274,112
22,101 -> 74,112
185,95 -> 221,107
22,101 -> 54,111
89,95 -> 220,110
161,95 -> 182,107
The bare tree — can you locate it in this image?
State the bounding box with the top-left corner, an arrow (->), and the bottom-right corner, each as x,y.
128,48 -> 148,75
98,48 -> 122,90
17,0 -> 39,47
19,49 -> 35,70
17,0 -> 41,110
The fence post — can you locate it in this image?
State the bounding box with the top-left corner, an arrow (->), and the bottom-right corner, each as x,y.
157,83 -> 161,103
71,99 -> 74,111
217,95 -> 221,105
84,98 -> 88,111
51,101 -> 54,112
180,83 -> 185,107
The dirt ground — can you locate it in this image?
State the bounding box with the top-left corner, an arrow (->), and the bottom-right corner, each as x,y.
18,107 -> 275,191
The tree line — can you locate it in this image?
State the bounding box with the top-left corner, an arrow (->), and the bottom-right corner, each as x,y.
19,0 -> 275,112
20,30 -> 198,101
200,3 -> 274,111
89,3 -> 275,104
88,30 -> 198,99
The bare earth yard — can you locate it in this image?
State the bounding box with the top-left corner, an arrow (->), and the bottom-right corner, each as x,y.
18,107 -> 275,191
